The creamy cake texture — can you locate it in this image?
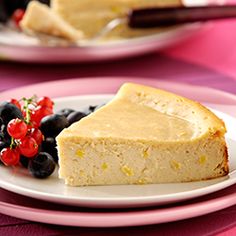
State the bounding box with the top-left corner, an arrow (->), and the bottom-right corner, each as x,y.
56,83 -> 229,186
51,0 -> 182,38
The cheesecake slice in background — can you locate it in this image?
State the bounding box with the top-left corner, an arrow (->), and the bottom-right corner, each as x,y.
20,1 -> 83,42
56,83 -> 228,186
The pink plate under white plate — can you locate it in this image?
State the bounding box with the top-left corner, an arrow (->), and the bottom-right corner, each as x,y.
0,77 -> 236,226
0,0 -> 224,63
0,183 -> 236,227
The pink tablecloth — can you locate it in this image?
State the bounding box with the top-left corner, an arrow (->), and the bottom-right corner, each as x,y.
0,19 -> 236,235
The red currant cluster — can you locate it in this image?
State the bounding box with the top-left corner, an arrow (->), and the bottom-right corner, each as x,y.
0,96 -> 54,166
12,9 -> 25,27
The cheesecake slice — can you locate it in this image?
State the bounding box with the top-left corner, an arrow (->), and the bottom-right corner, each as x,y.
51,0 -> 182,39
20,1 -> 83,42
56,83 -> 228,186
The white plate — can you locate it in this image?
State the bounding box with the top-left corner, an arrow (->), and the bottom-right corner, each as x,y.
0,0 -> 224,63
0,95 -> 235,208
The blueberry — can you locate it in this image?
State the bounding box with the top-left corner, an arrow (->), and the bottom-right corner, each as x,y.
0,137 -> 10,148
0,132 -> 4,141
87,105 -> 97,113
0,101 -> 23,125
56,108 -> 75,118
0,140 -> 9,165
20,147 -> 42,168
67,111 -> 87,125
28,152 -> 56,178
0,141 -> 7,151
40,114 -> 69,137
0,126 -> 11,147
84,104 -> 105,115
20,155 -> 29,168
0,117 -> 3,127
41,137 -> 58,163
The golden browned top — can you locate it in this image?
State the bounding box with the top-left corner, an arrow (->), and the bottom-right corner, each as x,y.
57,83 -> 226,142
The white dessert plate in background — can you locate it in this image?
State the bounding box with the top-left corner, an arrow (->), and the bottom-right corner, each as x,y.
0,0 -> 225,63
0,94 -> 235,208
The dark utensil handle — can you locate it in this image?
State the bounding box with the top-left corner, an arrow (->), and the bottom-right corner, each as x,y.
128,5 -> 236,28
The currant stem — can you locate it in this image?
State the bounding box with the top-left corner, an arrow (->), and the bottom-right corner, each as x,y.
25,101 -> 30,124
23,98 -> 31,124
10,137 -> 15,149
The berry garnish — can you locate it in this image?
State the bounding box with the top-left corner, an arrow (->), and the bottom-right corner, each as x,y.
0,102 -> 23,125
12,8 -> 25,26
67,111 -> 87,125
0,141 -> 7,152
0,148 -> 20,166
37,96 -> 54,109
84,104 -> 105,115
30,128 -> 44,145
28,152 -> 56,178
41,137 -> 58,163
40,114 -> 68,137
7,118 -> 28,139
19,136 -> 38,158
0,95 -> 58,178
0,127 -> 11,147
20,155 -> 30,168
0,117 -> 3,127
31,106 -> 53,128
0,93 -> 104,180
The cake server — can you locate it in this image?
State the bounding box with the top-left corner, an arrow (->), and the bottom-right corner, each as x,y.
93,5 -> 236,41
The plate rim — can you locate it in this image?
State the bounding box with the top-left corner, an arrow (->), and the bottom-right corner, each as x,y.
0,22 -> 202,49
0,23 -> 206,63
1,77 -> 236,104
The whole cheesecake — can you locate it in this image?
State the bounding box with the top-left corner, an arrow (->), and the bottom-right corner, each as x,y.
56,83 -> 228,186
51,0 -> 182,38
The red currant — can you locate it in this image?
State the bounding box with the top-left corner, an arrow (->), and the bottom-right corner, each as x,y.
7,118 -> 28,139
19,136 -> 38,158
0,148 -> 20,166
27,123 -> 35,130
9,99 -> 21,110
31,106 -> 53,127
21,109 -> 26,117
37,97 -> 54,109
12,9 -> 25,26
30,128 -> 44,145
